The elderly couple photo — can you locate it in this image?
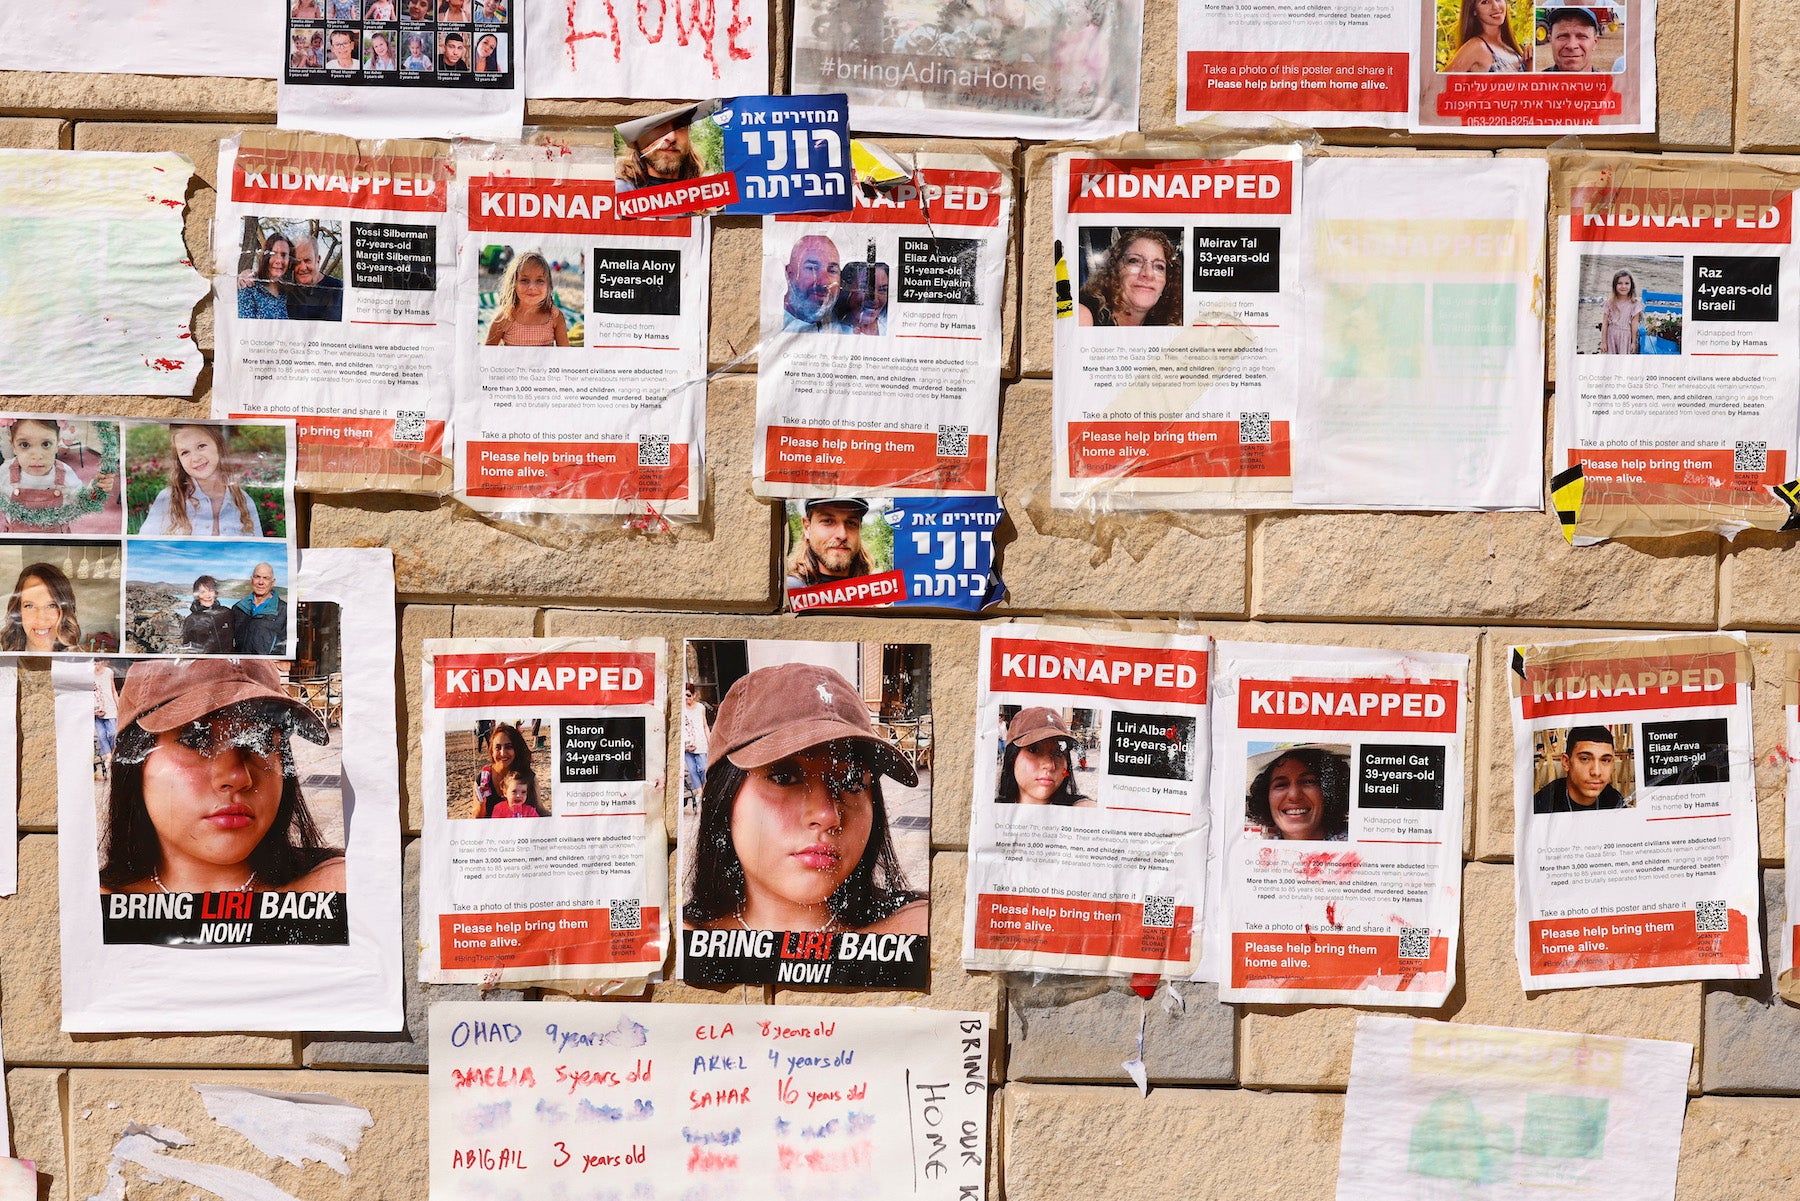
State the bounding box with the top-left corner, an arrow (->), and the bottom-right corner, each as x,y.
235,217 -> 346,323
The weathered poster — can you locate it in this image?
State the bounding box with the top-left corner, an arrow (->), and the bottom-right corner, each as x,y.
420,638 -> 668,988
964,623 -> 1210,978
430,1002 -> 989,1199
278,0 -> 522,139
755,148 -> 1009,498
1295,156 -> 1546,510
1511,633 -> 1761,989
0,3 -> 278,76
680,638 -> 932,987
1208,642 -> 1467,1006
790,0 -> 1144,137
1336,1017 -> 1689,1201
215,131 -> 455,494
784,497 -> 1004,613
1554,156 -> 1799,541
450,145 -> 709,521
526,0 -> 767,101
0,152 -> 206,396
1051,147 -> 1301,511
56,548 -> 404,1032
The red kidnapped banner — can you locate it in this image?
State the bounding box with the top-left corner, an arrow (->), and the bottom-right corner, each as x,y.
779,169 -> 1005,228
990,637 -> 1208,705
1068,158 -> 1294,215
434,651 -> 657,708
789,570 -> 905,611
1518,652 -> 1738,719
232,157 -> 449,213
1569,188 -> 1793,245
467,176 -> 691,236
1237,678 -> 1460,734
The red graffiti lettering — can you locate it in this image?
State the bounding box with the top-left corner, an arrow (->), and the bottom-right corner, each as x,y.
565,0 -> 622,64
638,0 -> 665,41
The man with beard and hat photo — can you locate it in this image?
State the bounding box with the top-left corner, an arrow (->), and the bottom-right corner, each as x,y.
785,498 -> 871,592
616,119 -> 706,188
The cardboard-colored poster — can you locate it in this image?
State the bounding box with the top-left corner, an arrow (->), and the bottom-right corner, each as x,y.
430,1002 -> 989,1199
1051,146 -> 1302,511
1295,156 -> 1546,510
755,148 -> 1010,498
214,131 -> 456,494
1208,642 -> 1467,1005
419,638 -> 669,988
525,0 -> 768,99
964,623 -> 1210,978
0,152 -> 206,396
56,548 -> 404,1032
1511,633 -> 1762,990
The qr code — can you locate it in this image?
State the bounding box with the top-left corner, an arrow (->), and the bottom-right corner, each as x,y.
1696,900 -> 1729,933
637,433 -> 671,468
936,425 -> 969,458
1735,441 -> 1767,474
1142,895 -> 1175,929
392,411 -> 426,443
1398,927 -> 1431,959
1239,412 -> 1272,445
611,898 -> 642,931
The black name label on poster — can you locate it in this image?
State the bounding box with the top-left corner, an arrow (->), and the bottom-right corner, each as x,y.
898,237 -> 979,305
351,222 -> 436,290
591,249 -> 682,317
560,716 -> 647,783
1191,227 -> 1280,294
1107,711 -> 1196,781
100,891 -> 350,946
1692,256 -> 1779,322
1642,717 -> 1731,786
683,928 -> 929,988
1358,744 -> 1446,810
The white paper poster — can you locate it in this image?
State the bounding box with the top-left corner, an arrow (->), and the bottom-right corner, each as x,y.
1782,653 -> 1800,1008
1295,156 -> 1546,510
430,1002 -> 989,1199
1051,146 -> 1301,511
1511,633 -> 1762,990
1336,1017 -> 1689,1201
0,666 -> 13,896
420,638 -> 668,987
963,623 -> 1210,978
451,145 -> 710,521
755,150 -> 1009,498
525,0 -> 768,99
56,548 -> 404,1033
0,3 -> 278,77
213,131 -> 456,495
0,152 -> 207,396
1208,642 -> 1467,1006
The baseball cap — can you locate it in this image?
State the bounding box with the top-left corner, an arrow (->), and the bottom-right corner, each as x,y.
707,661 -> 917,786
804,498 -> 870,517
117,658 -> 327,745
1007,706 -> 1074,750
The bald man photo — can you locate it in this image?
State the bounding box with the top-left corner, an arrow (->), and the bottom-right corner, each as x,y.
782,234 -> 841,332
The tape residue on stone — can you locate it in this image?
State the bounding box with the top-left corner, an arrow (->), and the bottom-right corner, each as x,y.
193,1085 -> 373,1176
91,1122 -> 300,1201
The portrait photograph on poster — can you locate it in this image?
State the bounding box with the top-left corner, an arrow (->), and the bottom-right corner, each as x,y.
476,244 -> 584,348
122,542 -> 290,656
443,714 -> 557,818
1531,723 -> 1638,812
124,423 -> 289,539
1074,225 -> 1184,329
0,416 -> 121,536
1574,253 -> 1683,356
231,216 -> 347,324
0,540 -> 122,654
1241,742 -> 1353,841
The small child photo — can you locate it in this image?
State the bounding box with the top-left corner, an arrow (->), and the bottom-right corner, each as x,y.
0,417 -> 122,536
125,423 -> 287,539
445,716 -> 556,818
478,245 -> 584,348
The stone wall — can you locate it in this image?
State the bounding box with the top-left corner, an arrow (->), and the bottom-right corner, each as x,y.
5,0 -> 1800,1195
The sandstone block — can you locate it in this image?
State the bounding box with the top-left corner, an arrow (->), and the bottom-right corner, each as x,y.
1655,0 -> 1737,148
6,1067 -> 68,1201
0,118 -> 66,149
309,376 -> 780,610
1735,0 -> 1800,150
1722,529 -> 1800,629
67,1068 -> 425,1201
16,662 -> 55,830
401,605 -> 454,837
1007,978 -> 1234,1085
1702,869 -> 1800,1094
1676,1096 -> 1800,1195
1254,512 -> 1718,627
1004,1083 -> 1343,1201
450,605 -> 540,639
0,75 -> 272,123
2,838 -> 296,1068
996,381 -> 1248,617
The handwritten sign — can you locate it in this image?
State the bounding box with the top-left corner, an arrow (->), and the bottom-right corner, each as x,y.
526,0 -> 767,100
430,1002 -> 988,1198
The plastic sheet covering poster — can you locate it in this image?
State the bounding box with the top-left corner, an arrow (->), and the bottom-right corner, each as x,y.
612,96 -> 854,221
215,131 -> 455,495
0,2 -> 278,77
525,0 -> 767,100
1335,1017 -> 1689,1201
755,148 -> 1009,499
963,623 -> 1210,978
0,415 -> 298,659
1511,633 -> 1761,990
784,497 -> 1005,613
1782,653 -> 1800,1007
0,151 -> 206,396
1296,156 -> 1546,510
680,638 -> 932,987
451,145 -> 709,522
420,638 -> 668,989
278,0 -> 523,140
430,1002 -> 989,1199
1051,146 -> 1301,512
55,547 -> 404,1033
1207,642 -> 1466,1006
790,0 -> 1144,138
0,665 -> 13,896
1554,156 -> 1800,542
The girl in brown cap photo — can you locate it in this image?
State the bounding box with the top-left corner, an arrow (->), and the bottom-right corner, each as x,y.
994,706 -> 1096,807
99,658 -> 344,894
682,661 -> 926,936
